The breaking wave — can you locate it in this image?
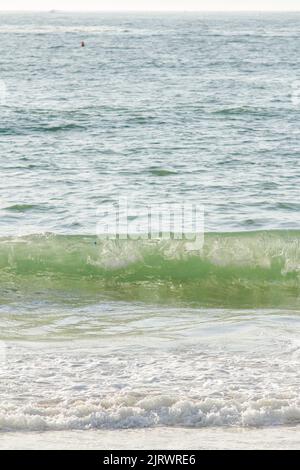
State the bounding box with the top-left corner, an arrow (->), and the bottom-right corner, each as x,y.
1,394 -> 300,431
1,230 -> 300,307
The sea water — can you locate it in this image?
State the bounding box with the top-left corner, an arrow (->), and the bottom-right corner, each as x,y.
0,11 -> 300,448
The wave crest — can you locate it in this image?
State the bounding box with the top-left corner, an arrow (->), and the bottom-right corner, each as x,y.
1,230 -> 300,307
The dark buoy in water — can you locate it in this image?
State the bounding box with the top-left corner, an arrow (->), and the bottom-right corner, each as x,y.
81,41 -> 85,47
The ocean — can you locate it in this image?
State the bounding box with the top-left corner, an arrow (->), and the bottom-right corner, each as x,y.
0,11 -> 300,449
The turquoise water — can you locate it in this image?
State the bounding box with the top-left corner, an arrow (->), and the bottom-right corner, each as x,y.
0,12 -> 300,440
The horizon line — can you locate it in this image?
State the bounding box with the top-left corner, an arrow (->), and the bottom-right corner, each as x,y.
1,9 -> 300,13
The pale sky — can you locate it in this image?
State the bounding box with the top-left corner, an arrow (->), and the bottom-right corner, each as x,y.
2,1 -> 300,12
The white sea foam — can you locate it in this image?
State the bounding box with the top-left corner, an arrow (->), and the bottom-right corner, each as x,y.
0,326 -> 299,432
0,394 -> 300,431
